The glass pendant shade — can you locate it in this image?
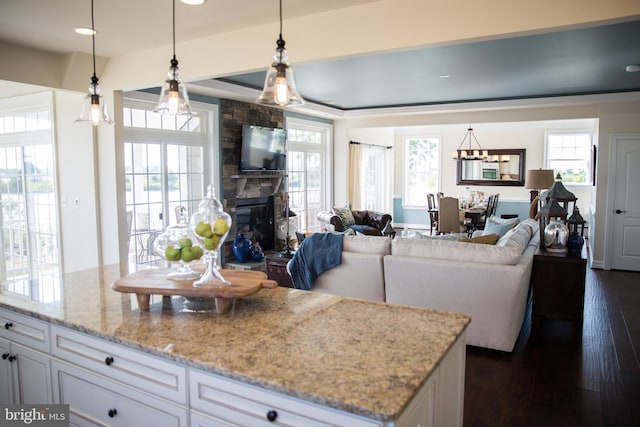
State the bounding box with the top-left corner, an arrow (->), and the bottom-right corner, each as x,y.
76,0 -> 112,126
257,39 -> 304,107
76,75 -> 113,126
155,57 -> 193,115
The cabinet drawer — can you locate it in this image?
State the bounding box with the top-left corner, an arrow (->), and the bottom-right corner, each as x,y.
52,360 -> 188,427
0,308 -> 49,352
51,325 -> 187,405
189,369 -> 381,427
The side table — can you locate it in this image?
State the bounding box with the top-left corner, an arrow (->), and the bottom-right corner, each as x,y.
265,253 -> 294,288
531,245 -> 587,333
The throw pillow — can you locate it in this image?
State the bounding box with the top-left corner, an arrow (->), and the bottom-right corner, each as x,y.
332,206 -> 355,226
459,233 -> 500,245
482,216 -> 518,237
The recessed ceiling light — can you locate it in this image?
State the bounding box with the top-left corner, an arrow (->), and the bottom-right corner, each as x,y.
440,74 -> 451,79
180,0 -> 206,5
625,64 -> 640,72
75,27 -> 96,36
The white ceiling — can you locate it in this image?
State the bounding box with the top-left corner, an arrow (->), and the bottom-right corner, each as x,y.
0,0 -> 377,57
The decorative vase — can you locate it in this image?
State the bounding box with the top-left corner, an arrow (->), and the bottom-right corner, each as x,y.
567,232 -> 585,253
232,233 -> 253,263
251,242 -> 264,262
189,185 -> 232,287
544,219 -> 569,253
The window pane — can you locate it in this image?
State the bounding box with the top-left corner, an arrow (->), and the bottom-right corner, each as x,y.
147,111 -> 162,129
405,137 -> 439,207
131,108 -> 146,127
546,132 -> 591,184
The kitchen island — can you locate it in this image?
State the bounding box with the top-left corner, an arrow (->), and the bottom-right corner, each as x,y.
1,267 -> 470,426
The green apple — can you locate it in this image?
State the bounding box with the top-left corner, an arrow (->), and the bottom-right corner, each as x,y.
180,247 -> 196,262
164,246 -> 181,261
178,237 -> 193,249
195,221 -> 213,238
204,235 -> 220,250
213,218 -> 229,236
191,245 -> 203,260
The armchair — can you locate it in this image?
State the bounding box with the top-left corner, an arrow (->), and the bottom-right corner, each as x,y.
317,209 -> 392,236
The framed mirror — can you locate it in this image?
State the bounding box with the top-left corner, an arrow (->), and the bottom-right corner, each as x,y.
456,149 -> 526,186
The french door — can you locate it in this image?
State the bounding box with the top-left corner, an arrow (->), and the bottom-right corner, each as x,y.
0,143 -> 60,302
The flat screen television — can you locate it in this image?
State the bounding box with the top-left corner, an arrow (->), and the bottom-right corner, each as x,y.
240,125 -> 286,171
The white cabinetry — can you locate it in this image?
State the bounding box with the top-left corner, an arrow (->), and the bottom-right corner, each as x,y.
50,325 -> 188,426
51,360 -> 188,427
0,309 -> 52,404
190,334 -> 466,427
190,369 -> 381,427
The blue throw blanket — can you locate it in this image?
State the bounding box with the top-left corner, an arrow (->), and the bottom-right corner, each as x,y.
288,233 -> 343,290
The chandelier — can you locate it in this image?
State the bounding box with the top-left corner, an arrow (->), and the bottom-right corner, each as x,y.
452,127 -> 488,160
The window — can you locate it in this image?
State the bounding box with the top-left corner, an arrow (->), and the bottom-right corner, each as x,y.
360,145 -> 390,212
285,118 -> 332,233
546,132 -> 592,185
123,94 -> 216,272
404,136 -> 440,207
0,93 -> 60,302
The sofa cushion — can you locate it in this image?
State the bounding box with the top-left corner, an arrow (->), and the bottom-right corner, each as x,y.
482,216 -> 518,237
392,236 -> 522,265
459,233 -> 500,245
332,205 -> 355,226
343,235 -> 392,255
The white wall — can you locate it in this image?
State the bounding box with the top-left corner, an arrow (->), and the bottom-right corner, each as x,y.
53,90 -> 101,272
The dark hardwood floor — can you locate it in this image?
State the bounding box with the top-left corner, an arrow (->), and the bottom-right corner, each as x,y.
464,268 -> 640,427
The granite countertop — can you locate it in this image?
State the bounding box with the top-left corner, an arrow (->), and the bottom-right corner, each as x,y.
0,266 -> 470,421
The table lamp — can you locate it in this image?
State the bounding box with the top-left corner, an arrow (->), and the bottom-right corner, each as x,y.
525,169 -> 555,219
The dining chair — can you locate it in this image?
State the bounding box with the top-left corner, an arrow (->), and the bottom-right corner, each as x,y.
437,197 -> 466,234
477,194 -> 499,230
427,193 -> 439,235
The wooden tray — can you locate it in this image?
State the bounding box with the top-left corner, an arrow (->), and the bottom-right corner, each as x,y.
112,269 -> 278,314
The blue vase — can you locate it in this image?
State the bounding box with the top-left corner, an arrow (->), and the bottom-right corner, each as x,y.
567,232 -> 584,253
232,233 -> 253,263
251,242 -> 264,262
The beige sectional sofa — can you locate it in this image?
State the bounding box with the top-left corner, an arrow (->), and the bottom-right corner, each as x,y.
298,219 -> 540,352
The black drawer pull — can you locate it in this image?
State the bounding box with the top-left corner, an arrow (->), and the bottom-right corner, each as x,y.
108,409 -> 117,418
266,410 -> 278,422
6,355 -> 16,362
4,322 -> 13,330
2,353 -> 9,360
105,356 -> 114,366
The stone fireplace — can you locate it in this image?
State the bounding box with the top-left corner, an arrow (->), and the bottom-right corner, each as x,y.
219,99 -> 285,261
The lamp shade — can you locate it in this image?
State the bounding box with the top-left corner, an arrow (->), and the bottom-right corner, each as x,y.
525,169 -> 554,190
257,41 -> 305,107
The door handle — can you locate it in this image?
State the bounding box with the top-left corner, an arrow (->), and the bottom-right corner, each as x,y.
615,209 -> 627,214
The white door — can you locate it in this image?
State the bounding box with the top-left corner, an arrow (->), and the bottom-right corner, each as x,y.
610,135 -> 640,271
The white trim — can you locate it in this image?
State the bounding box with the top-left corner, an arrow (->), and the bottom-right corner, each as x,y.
604,133 -> 640,270
285,116 -> 333,211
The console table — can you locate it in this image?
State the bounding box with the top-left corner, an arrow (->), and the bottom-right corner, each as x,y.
531,245 -> 587,333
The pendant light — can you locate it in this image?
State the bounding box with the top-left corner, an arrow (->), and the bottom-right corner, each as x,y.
76,0 -> 113,126
257,0 -> 305,107
452,126 -> 488,161
155,0 -> 193,116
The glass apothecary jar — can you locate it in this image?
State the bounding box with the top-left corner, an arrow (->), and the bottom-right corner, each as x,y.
190,185 -> 232,287
153,212 -> 203,281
